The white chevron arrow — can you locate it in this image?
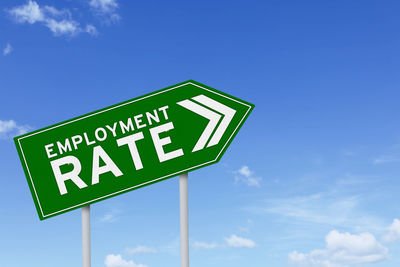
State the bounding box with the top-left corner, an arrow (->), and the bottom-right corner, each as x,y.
177,95 -> 236,152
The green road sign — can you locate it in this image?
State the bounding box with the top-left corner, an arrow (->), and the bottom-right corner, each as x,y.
14,80 -> 254,220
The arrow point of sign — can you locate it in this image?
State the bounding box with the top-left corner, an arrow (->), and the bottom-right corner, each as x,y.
192,95 -> 236,148
176,99 -> 221,152
177,95 -> 237,152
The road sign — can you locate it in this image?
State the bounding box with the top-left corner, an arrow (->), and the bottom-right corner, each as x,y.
14,80 -> 254,220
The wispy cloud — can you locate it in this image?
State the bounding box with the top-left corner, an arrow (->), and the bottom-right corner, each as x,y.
246,191 -> 384,232
342,149 -> 357,157
234,166 -> 262,187
289,230 -> 388,267
192,241 -> 218,249
89,0 -> 120,23
371,142 -> 400,165
85,24 -> 98,36
225,234 -> 255,248
125,245 -> 157,255
238,219 -> 253,233
251,193 -> 355,225
160,236 -> 180,256
373,154 -> 400,164
0,120 -> 31,139
99,209 -> 121,223
8,0 -> 97,37
335,173 -> 381,187
193,232 -> 255,250
105,254 -> 147,267
3,43 -> 13,55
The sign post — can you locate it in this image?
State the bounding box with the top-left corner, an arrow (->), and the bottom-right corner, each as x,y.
82,205 -> 91,267
179,173 -> 189,267
14,80 -> 254,266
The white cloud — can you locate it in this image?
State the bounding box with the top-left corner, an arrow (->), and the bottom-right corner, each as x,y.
382,218 -> 400,243
85,24 -> 98,36
225,234 -> 255,248
45,19 -> 80,36
43,5 -> 71,17
125,245 -> 157,255
193,232 -> 255,250
8,1 -> 92,37
3,43 -> 13,55
239,165 -> 252,177
289,251 -> 344,267
289,230 -> 388,267
9,0 -> 44,24
0,120 -> 31,139
90,0 -> 118,13
89,0 -> 120,23
192,241 -> 218,249
105,254 -> 147,267
234,165 -> 262,187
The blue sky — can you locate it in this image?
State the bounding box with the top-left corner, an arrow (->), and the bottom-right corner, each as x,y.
2,1 -> 400,267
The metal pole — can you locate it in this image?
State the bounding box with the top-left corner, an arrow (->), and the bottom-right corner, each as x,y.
179,173 -> 189,267
82,205 -> 91,267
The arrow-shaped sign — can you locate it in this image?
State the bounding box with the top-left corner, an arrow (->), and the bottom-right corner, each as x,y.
177,95 -> 236,152
14,80 -> 254,220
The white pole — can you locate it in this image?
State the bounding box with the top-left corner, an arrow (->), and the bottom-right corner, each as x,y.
179,173 -> 189,267
82,205 -> 91,267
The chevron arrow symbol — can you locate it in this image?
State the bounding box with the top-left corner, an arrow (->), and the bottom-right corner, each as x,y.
177,94 -> 237,152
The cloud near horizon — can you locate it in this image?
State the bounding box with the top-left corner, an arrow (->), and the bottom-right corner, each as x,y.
105,254 -> 147,267
382,219 -> 400,243
193,233 -> 255,250
289,230 -> 388,267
